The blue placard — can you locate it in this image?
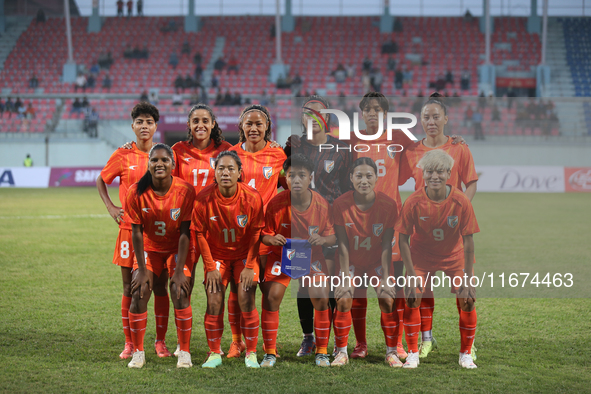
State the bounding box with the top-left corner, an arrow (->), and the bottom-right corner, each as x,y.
281,239 -> 312,279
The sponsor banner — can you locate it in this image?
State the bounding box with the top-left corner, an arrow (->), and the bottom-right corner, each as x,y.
0,167 -> 51,188
496,77 -> 537,88
49,167 -> 118,187
564,167 -> 591,192
475,166 -> 565,193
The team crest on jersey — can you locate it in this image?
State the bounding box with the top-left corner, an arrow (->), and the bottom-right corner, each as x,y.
210,157 -> 216,169
373,223 -> 384,237
237,215 -> 248,227
263,166 -> 273,179
447,215 -> 459,228
308,226 -> 319,236
170,208 -> 181,221
324,160 -> 335,173
375,266 -> 383,278
287,249 -> 296,260
391,237 -> 396,247
388,150 -> 396,159
311,260 -> 322,272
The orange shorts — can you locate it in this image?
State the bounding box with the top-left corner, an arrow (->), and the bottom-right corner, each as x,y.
410,253 -> 467,294
112,228 -> 134,268
264,252 -> 291,287
206,258 -> 260,287
134,251 -> 193,278
299,256 -> 330,288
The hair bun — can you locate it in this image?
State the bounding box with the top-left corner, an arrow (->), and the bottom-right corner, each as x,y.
429,92 -> 444,99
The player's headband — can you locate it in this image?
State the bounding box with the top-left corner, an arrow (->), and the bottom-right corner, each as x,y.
239,108 -> 270,123
304,99 -> 327,109
302,106 -> 328,131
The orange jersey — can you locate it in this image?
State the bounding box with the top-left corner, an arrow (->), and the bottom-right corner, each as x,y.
172,140 -> 233,193
262,189 -> 335,263
126,177 -> 196,253
399,137 -> 478,191
230,141 -> 287,207
100,143 -> 149,230
395,186 -> 480,262
193,182 -> 264,261
352,130 -> 415,208
333,191 -> 398,266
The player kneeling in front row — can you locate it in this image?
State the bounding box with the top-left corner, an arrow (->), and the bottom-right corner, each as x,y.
260,154 -> 336,367
126,144 -> 196,368
332,158 -> 402,367
194,151 -> 265,369
396,149 -> 479,369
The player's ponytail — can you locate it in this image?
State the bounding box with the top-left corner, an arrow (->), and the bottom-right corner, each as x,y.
136,143 -> 175,196
422,92 -> 448,115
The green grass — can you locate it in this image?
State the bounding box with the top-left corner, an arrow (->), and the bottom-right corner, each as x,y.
0,188 -> 589,393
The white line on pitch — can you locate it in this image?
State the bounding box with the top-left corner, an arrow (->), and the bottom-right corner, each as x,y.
0,214 -> 111,220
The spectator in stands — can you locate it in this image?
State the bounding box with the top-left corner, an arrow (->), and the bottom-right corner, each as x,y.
14,97 -> 23,113
87,74 -> 96,89
362,56 -> 372,72
381,40 -> 399,54
270,92 -> 276,106
291,74 -> 302,90
71,98 -> 83,115
149,91 -> 159,105
478,91 -> 486,110
29,75 -> 39,89
346,63 -> 356,78
136,0 -> 143,15
200,86 -> 208,104
223,90 -> 232,106
141,46 -> 149,59
124,45 -> 133,59
102,73 -> 112,90
232,92 -> 242,106
98,51 -> 113,69
445,70 -> 454,85
82,97 -> 90,110
472,110 -> 484,140
270,24 -> 276,39
85,108 -> 100,137
214,56 -> 226,72
464,9 -> 474,22
215,90 -> 223,106
190,91 -> 200,105
395,68 -> 403,89
460,69 -> 471,90
333,64 -> 347,83
127,0 -> 133,17
181,40 -> 190,55
0,98 -> 4,117
211,75 -> 219,88
36,9 -> 46,23
402,64 -> 413,85
491,104 -> 501,122
194,63 -> 203,82
17,100 -> 27,119
361,70 -> 371,93
227,56 -> 239,74
464,105 -> 474,127
161,20 -> 178,33
260,90 -> 269,106
140,90 -> 149,101
75,74 -> 87,92
172,93 -> 183,106
184,74 -> 195,91
5,98 -> 14,118
174,75 -> 185,93
193,52 -> 202,65
169,52 -> 179,69
116,0 -> 124,16
24,154 -> 33,167
370,68 -> 383,93
506,86 -> 516,109
387,56 -> 396,73
90,61 -> 100,75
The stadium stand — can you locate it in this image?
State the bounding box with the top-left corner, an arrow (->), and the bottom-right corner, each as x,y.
561,17 -> 591,97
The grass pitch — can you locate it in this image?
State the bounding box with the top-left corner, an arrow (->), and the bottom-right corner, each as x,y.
0,188 -> 589,393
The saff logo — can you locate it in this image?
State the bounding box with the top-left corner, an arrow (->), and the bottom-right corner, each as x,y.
263,166 -> 273,179
308,226 -> 319,236
447,216 -> 458,228
373,223 -> 383,237
170,208 -> 181,221
237,215 -> 248,227
287,249 -> 295,260
210,158 -> 216,169
324,160 -> 335,173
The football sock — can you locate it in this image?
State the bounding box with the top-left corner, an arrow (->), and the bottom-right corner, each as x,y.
121,295 -> 132,343
174,306 -> 192,352
420,296 -> 435,333
204,312 -> 224,354
456,297 -> 462,315
314,309 -> 331,354
403,306 -> 421,353
297,297 -> 314,335
459,309 -> 477,354
333,310 -> 352,350
154,295 -> 169,342
129,311 -> 147,352
395,291 -> 406,344
351,289 -> 368,344
381,311 -> 399,349
228,292 -> 243,342
261,308 -> 279,355
241,309 -> 260,353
